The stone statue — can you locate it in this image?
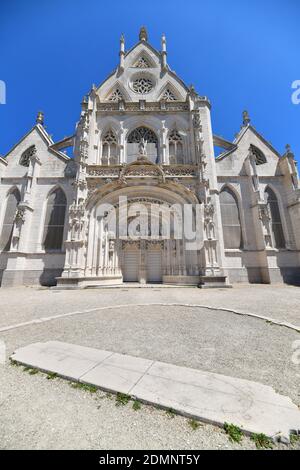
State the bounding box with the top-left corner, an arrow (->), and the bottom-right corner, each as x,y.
139,26 -> 148,42
242,110 -> 250,126
204,201 -> 215,240
193,110 -> 202,129
138,138 -> 147,157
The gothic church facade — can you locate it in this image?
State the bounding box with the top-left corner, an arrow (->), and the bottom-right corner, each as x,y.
0,28 -> 300,288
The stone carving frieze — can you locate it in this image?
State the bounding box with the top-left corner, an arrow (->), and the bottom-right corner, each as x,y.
87,165 -> 197,179
97,102 -> 189,113
88,168 -> 120,177
163,166 -> 197,177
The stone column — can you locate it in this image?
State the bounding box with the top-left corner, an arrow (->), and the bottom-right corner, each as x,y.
139,240 -> 147,284
160,121 -> 167,165
119,123 -> 125,164
58,110 -> 89,286
191,101 -> 228,286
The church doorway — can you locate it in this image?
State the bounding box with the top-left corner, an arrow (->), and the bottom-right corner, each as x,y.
146,248 -> 162,283
121,242 -> 163,283
123,250 -> 139,282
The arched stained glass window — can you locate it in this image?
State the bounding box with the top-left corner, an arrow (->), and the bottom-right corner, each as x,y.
168,130 -> 183,164
0,188 -> 21,251
264,187 -> 285,248
250,145 -> 267,165
43,188 -> 67,251
102,130 -> 118,165
220,188 -> 242,249
20,145 -> 36,167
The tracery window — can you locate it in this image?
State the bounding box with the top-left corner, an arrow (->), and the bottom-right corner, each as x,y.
102,130 -> 118,165
250,144 -> 267,165
134,56 -> 150,68
127,127 -> 158,144
127,127 -> 158,163
132,77 -> 153,94
220,188 -> 242,249
161,89 -> 177,101
0,188 -> 21,251
264,187 -> 285,248
19,145 -> 36,167
108,89 -> 123,102
168,130 -> 184,163
43,188 -> 67,251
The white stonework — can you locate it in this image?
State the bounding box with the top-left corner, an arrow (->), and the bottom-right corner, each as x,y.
1,29 -> 299,288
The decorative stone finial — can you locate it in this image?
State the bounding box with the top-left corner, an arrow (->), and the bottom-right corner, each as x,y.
119,34 -> 125,70
36,111 -> 44,125
285,144 -> 294,157
139,26 -> 148,41
188,84 -> 198,99
161,33 -> 167,70
242,110 -> 251,125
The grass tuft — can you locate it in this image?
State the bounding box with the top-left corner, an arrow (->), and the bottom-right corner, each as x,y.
250,433 -> 273,449
188,419 -> 200,431
290,434 -> 300,446
224,422 -> 243,443
23,366 -> 39,375
9,359 -> 20,367
115,393 -> 131,406
46,372 -> 58,380
71,382 -> 98,393
132,400 -> 141,411
166,408 -> 176,418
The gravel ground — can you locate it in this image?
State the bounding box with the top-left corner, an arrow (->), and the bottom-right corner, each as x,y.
2,305 -> 299,405
0,365 -> 299,450
0,286 -> 299,450
0,284 -> 299,329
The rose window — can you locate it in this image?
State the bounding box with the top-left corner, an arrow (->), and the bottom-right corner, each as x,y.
132,77 -> 153,94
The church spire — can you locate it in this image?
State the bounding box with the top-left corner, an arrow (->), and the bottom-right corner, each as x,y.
285,144 -> 294,158
242,110 -> 251,126
119,33 -> 125,71
36,111 -> 44,126
139,26 -> 148,41
161,33 -> 167,71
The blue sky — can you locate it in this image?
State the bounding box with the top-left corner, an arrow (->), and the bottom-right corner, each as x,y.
1,0 -> 300,161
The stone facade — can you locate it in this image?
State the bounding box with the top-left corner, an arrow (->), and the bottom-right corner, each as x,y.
1,29 -> 299,288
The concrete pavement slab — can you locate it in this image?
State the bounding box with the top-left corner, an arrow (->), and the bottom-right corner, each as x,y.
11,341 -> 300,442
11,341 -> 113,380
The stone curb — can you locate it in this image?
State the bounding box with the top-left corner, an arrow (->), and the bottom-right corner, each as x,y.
0,303 -> 299,333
